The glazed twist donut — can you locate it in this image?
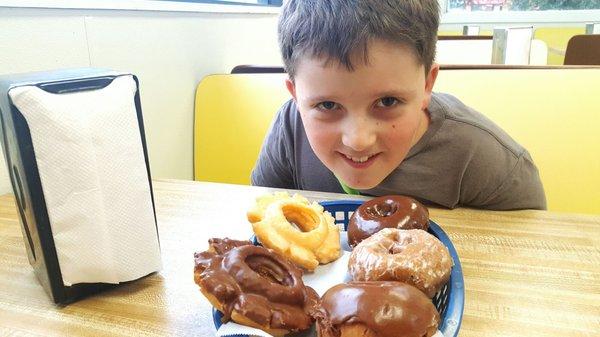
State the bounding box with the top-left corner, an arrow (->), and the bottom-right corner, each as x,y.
347,195 -> 429,247
348,228 -> 453,298
248,193 -> 341,271
194,238 -> 319,336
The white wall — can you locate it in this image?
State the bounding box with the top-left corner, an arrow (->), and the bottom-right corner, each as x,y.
0,7 -> 282,194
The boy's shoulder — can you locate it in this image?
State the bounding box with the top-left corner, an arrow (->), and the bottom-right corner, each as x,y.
428,92 -> 525,159
275,98 -> 302,128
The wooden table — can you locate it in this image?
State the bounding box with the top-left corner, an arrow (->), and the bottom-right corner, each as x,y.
0,179 -> 599,336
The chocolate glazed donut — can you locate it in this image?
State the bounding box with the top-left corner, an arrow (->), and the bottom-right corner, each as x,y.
347,195 -> 429,247
194,238 -> 319,336
316,281 -> 440,337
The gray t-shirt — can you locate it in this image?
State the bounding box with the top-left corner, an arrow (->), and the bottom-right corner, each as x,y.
251,92 -> 546,210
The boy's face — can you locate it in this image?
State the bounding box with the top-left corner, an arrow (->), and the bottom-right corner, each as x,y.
286,40 -> 439,189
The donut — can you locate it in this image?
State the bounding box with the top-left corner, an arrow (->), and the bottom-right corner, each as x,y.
194,238 -> 319,336
316,281 -> 440,337
348,228 -> 453,298
347,195 -> 429,247
247,192 -> 309,223
248,192 -> 341,271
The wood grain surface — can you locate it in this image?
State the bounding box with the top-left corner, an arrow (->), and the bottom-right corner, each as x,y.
0,179 -> 598,336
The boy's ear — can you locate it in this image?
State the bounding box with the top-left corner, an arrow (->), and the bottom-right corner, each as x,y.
285,78 -> 297,100
422,63 -> 439,110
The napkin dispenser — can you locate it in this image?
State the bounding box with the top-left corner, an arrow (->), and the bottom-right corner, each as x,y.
0,69 -> 161,304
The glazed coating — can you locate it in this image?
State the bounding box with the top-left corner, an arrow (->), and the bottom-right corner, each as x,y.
316,281 -> 440,337
347,195 -> 429,247
194,238 -> 319,336
348,228 -> 453,298
248,192 -> 341,271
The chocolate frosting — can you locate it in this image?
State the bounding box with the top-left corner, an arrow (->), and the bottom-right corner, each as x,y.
317,281 -> 440,337
194,238 -> 319,332
348,195 -> 429,247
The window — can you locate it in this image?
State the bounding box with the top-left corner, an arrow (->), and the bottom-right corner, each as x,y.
441,0 -> 600,23
447,0 -> 600,12
162,0 -> 282,6
0,0 -> 283,13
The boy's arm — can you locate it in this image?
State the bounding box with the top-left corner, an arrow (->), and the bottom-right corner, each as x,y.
251,101 -> 296,189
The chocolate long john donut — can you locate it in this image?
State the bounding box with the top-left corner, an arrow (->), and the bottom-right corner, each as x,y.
317,281 -> 440,337
194,238 -> 318,335
347,195 -> 429,247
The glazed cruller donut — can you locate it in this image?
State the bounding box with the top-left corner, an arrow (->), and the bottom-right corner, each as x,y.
348,228 -> 453,298
194,238 -> 319,336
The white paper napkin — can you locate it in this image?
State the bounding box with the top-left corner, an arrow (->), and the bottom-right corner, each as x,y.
9,75 -> 161,286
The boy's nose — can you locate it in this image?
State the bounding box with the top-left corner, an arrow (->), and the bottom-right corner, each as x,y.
341,116 -> 377,152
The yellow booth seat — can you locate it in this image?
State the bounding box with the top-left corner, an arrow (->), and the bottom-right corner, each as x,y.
195,68 -> 600,214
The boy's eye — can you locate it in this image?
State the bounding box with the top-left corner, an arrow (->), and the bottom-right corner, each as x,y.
376,97 -> 399,108
317,101 -> 339,110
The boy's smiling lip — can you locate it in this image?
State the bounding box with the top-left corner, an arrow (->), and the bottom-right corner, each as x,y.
337,151 -> 381,169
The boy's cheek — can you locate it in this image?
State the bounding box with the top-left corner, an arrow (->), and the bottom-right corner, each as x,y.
300,113 -> 334,136
305,126 -> 339,155
307,128 -> 336,147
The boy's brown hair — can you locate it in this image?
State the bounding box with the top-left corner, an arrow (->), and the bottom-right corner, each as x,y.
278,0 -> 440,79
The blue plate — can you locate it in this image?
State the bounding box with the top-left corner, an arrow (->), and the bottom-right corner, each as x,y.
212,200 -> 464,337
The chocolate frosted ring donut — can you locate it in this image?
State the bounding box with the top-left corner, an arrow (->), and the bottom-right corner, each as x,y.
348,228 -> 453,298
348,195 -> 429,247
316,281 -> 440,337
194,238 -> 318,336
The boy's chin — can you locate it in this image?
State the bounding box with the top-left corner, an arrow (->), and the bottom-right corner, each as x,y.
343,177 -> 382,190
347,183 -> 378,190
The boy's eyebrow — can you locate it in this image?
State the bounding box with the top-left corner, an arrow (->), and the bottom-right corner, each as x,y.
372,89 -> 416,97
304,95 -> 341,102
306,90 -> 415,102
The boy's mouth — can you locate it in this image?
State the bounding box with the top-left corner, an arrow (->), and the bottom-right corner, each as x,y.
339,152 -> 379,169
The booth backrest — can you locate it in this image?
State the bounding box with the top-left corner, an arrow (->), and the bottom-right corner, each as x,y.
564,34 -> 600,65
194,74 -> 289,185
195,68 -> 600,214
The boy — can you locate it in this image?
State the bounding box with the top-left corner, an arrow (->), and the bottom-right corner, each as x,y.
252,0 -> 546,210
